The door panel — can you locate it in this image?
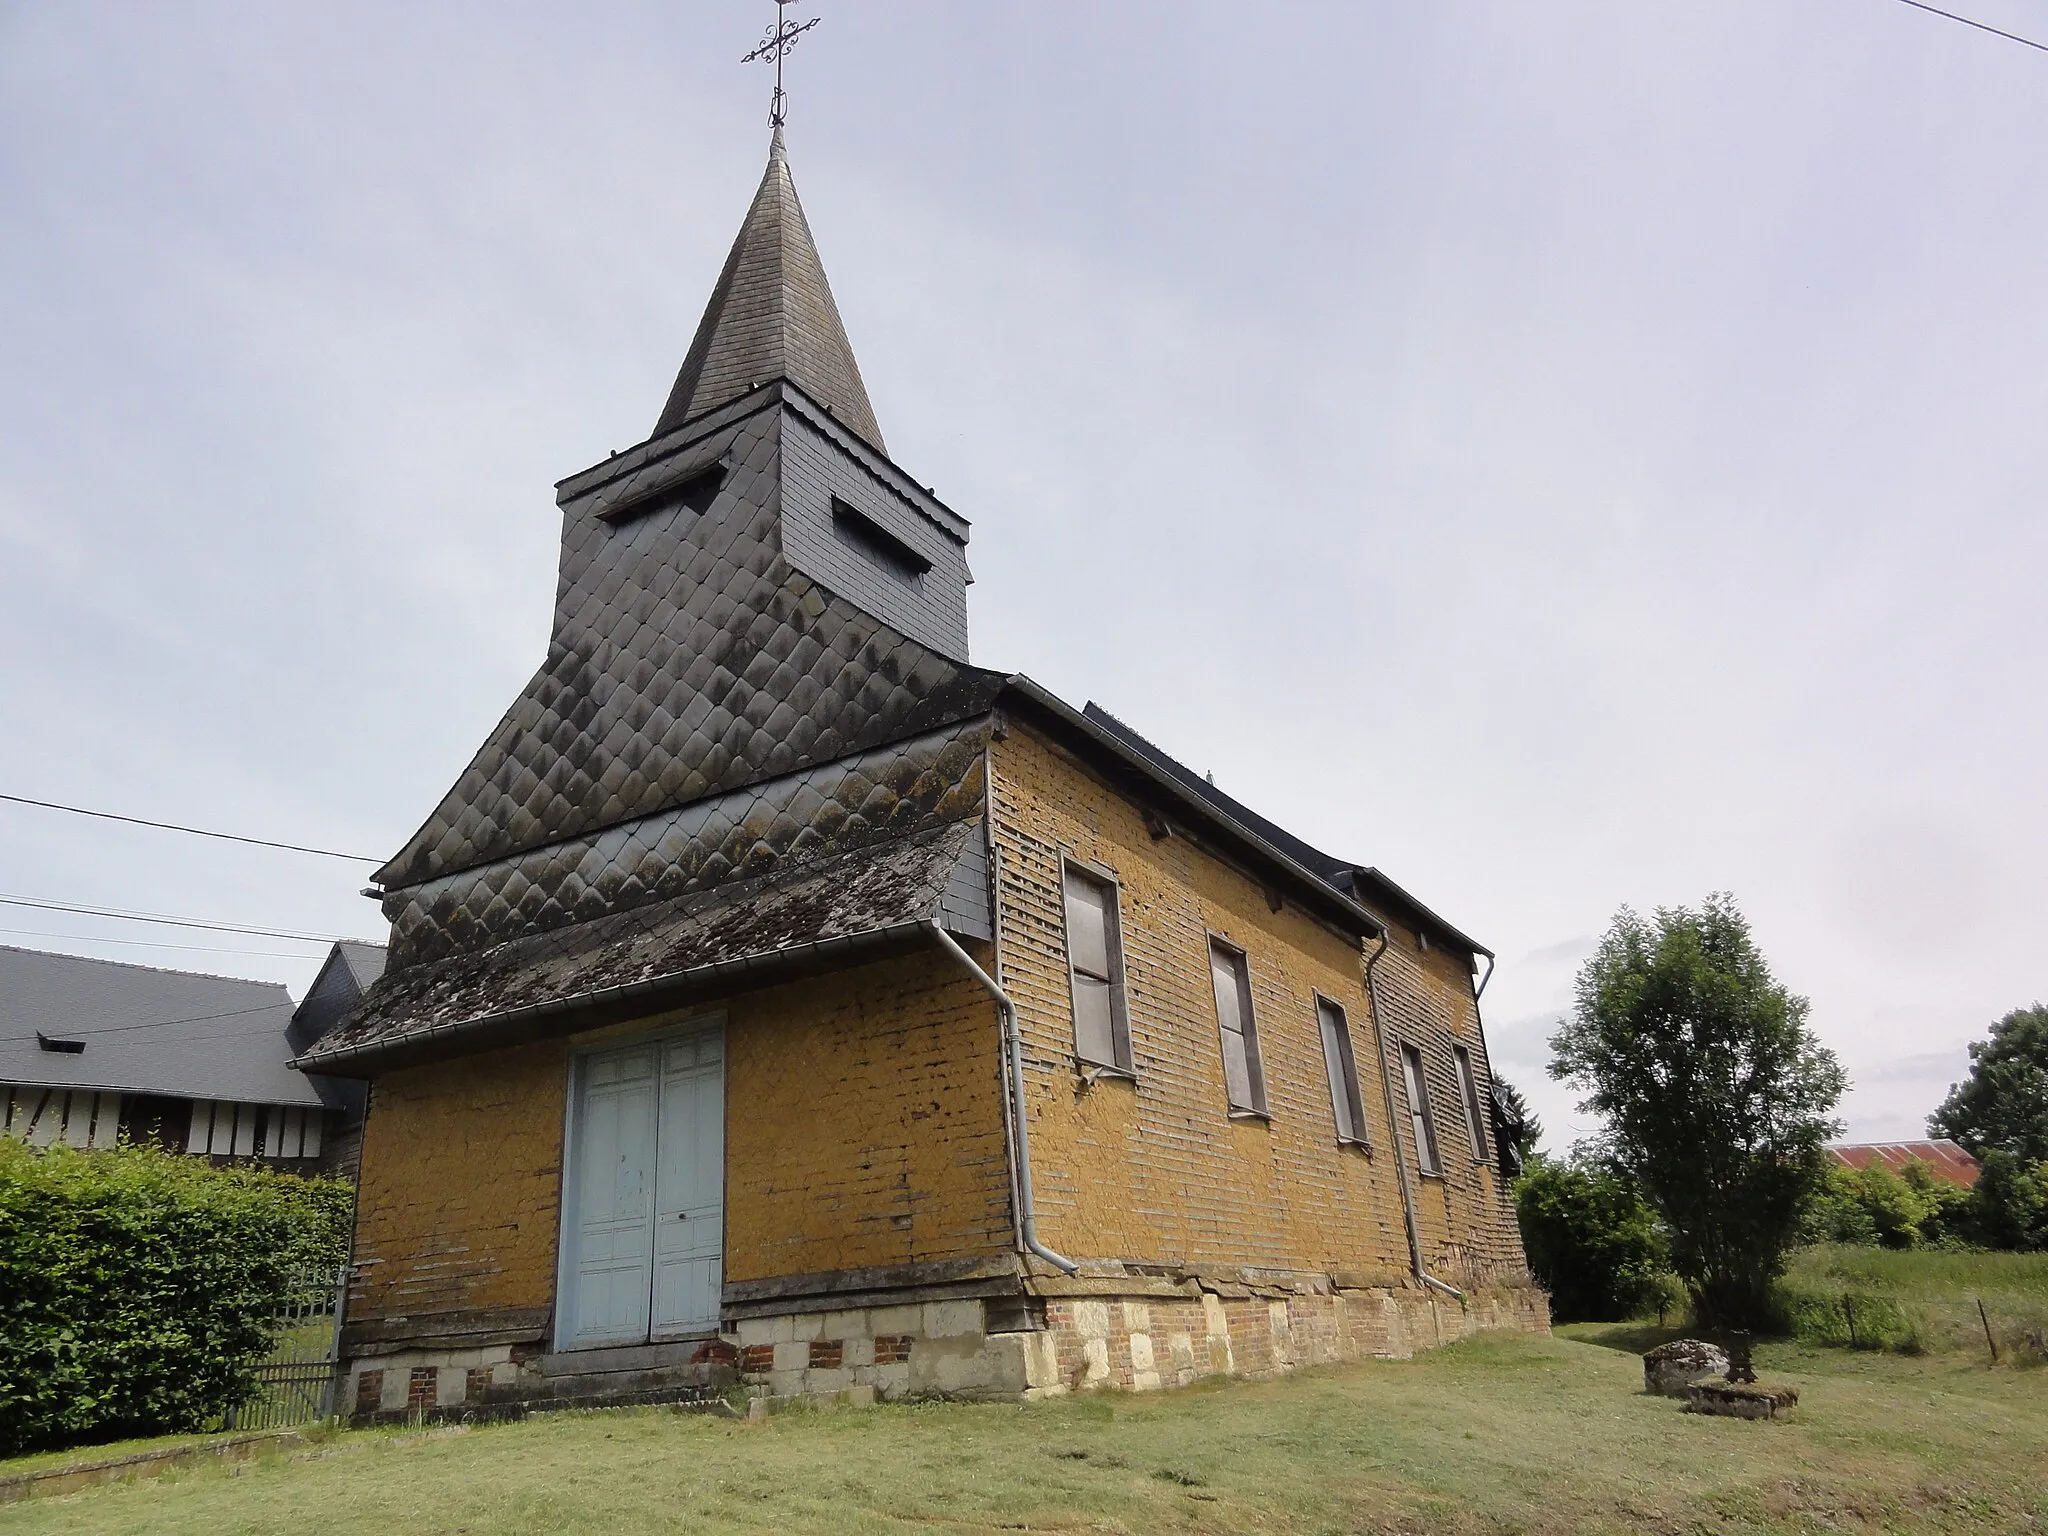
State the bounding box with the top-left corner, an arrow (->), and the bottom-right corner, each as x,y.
566,1045 -> 659,1347
651,1031 -> 725,1338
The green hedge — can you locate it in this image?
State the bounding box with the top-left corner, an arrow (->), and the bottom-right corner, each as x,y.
0,1139 -> 351,1456
1514,1156 -> 1673,1323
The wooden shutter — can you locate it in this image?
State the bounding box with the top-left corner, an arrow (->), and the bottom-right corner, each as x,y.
1063,867 -> 1128,1070
1210,942 -> 1266,1114
1402,1046 -> 1441,1175
1454,1046 -> 1488,1161
1317,997 -> 1365,1143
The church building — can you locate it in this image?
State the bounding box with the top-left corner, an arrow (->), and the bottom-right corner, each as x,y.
300,130 -> 1543,1419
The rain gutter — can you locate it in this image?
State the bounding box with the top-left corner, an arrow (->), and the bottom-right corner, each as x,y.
291,921 -> 930,1077
924,921 -> 1080,1277
1363,930 -> 1464,1302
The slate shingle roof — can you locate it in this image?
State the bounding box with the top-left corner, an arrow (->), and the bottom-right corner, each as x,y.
653,128 -> 885,452
0,945 -> 323,1105
376,394 -> 1005,894
305,819 -> 982,1073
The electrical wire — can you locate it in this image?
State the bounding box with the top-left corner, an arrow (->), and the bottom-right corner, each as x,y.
0,792 -> 381,863
1887,0 -> 2048,52
0,927 -> 328,961
45,1002 -> 289,1039
0,894 -> 377,945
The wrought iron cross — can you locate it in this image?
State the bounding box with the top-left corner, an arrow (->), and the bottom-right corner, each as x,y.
743,1 -> 821,128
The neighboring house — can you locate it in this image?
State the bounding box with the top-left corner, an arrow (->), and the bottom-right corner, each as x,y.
0,942 -> 376,1177
301,131 -> 1541,1421
1829,1139 -> 1980,1189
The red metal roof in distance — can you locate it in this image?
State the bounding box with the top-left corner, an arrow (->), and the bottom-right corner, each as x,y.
1827,1139 -> 1981,1188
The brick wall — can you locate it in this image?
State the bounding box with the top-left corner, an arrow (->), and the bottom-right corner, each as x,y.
723,949 -> 1012,1282
348,948 -> 1016,1335
1357,910 -> 1526,1277
989,725 -> 1525,1283
349,1039 -> 573,1324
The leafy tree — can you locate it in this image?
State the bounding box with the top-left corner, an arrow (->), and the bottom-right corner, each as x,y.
1489,1076 -> 1542,1176
1513,1153 -> 1669,1322
1930,1004 -> 2048,1166
1551,895 -> 1845,1329
1964,1151 -> 2048,1252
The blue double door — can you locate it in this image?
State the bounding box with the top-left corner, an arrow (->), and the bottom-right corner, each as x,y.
560,1028 -> 726,1348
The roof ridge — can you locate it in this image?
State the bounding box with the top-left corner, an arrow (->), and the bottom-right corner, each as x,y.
0,942 -> 294,993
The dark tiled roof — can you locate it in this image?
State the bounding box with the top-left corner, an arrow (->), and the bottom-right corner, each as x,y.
383,720 -> 989,969
335,940 -> 387,990
1077,702 -> 1489,957
377,396 -> 1006,891
0,945 -> 323,1105
1829,1139 -> 1981,1189
304,819 -> 983,1074
1080,704 -> 1352,881
653,129 -> 885,452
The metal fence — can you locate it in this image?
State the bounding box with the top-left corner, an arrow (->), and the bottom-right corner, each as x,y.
227,1264 -> 349,1430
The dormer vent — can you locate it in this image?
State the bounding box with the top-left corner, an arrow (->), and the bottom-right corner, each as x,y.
36,1031 -> 85,1054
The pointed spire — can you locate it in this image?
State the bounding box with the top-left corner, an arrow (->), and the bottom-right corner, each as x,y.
654,130 -> 885,451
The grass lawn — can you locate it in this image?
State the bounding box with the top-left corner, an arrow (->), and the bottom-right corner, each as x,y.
6,1329 -> 2043,1535
1780,1245 -> 2048,1355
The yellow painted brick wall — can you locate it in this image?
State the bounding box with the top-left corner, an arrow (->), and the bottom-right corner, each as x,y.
723,948 -> 1013,1283
991,724 -> 1525,1282
1359,910 -> 1527,1277
348,947 -> 1015,1327
350,1039 -> 571,1322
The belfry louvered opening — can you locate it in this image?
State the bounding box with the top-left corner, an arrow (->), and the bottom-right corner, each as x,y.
600,459 -> 728,527
832,498 -> 930,584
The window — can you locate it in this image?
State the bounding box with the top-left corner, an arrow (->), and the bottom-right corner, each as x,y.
1401,1045 -> 1441,1176
1062,864 -> 1131,1071
1316,996 -> 1367,1145
832,499 -> 931,584
1208,940 -> 1267,1116
1453,1045 -> 1488,1162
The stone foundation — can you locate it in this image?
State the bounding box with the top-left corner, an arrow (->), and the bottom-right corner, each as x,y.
343,1271 -> 1549,1420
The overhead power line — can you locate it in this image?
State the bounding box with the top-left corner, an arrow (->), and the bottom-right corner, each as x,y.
0,792 -> 382,863
0,927 -> 329,962
0,894 -> 375,946
1887,0 -> 2048,52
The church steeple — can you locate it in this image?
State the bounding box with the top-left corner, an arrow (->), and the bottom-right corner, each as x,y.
653,130 -> 885,451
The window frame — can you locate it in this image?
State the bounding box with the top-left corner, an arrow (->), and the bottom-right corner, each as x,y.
1314,992 -> 1369,1148
1400,1043 -> 1443,1177
1452,1043 -> 1488,1162
1059,856 -> 1134,1075
1207,935 -> 1269,1119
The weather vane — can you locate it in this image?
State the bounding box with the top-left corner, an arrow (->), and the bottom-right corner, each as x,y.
743,1 -> 821,128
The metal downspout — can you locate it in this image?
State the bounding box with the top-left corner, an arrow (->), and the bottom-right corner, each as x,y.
1363,929 -> 1463,1302
925,920 -> 1080,1276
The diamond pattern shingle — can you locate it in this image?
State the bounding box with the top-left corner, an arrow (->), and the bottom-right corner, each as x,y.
385,721 -> 989,967
378,394 -> 1004,895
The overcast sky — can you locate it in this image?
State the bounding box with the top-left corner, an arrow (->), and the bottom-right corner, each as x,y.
3,1 -> 2043,1146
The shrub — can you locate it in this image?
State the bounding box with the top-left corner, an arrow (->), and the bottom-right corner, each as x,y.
1514,1155 -> 1671,1323
1801,1159 -> 1973,1250
0,1139 -> 351,1456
